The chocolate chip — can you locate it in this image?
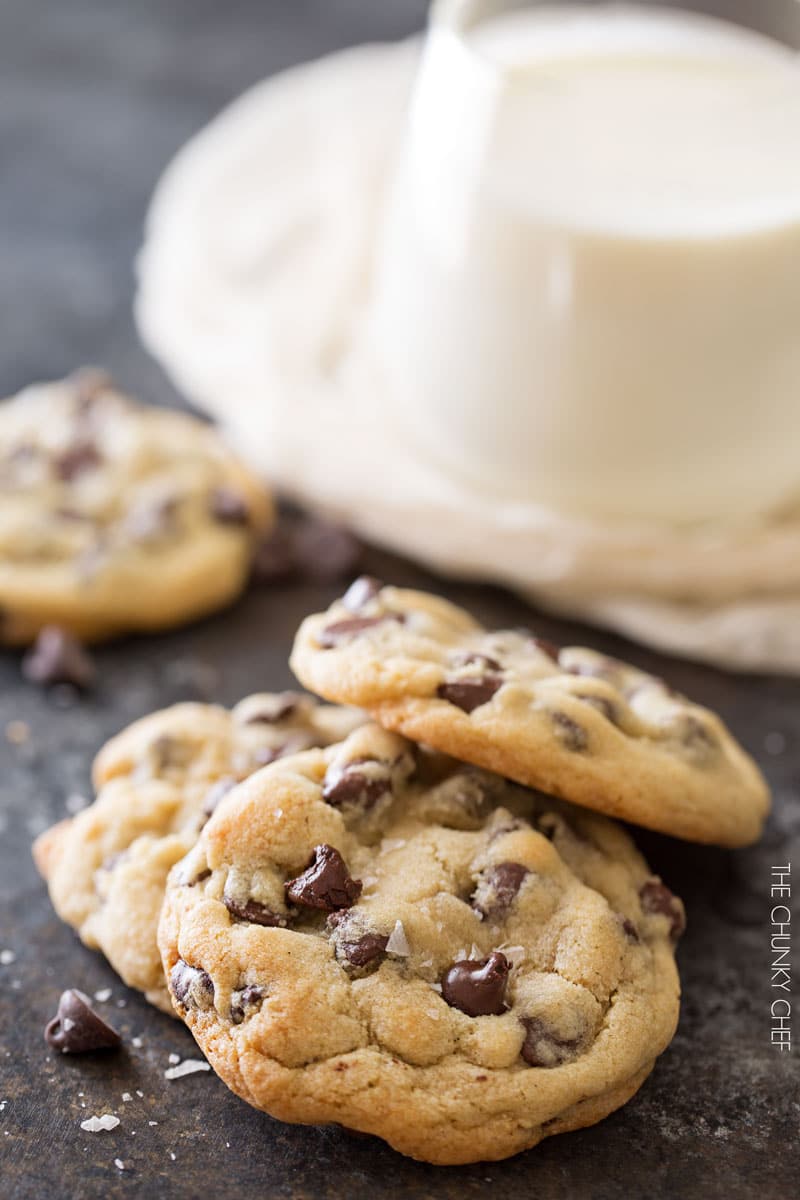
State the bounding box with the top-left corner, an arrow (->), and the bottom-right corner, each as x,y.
339,932 -> 389,969
202,777 -> 237,819
44,989 -> 121,1054
449,651 -> 502,672
223,895 -> 288,927
53,439 -> 103,482
529,636 -> 561,662
441,952 -> 509,1017
342,576 -> 383,611
619,915 -> 640,942
169,960 -> 215,1010
317,614 -> 402,648
22,626 -> 95,689
437,675 -> 502,714
290,517 -> 362,582
285,844 -> 362,911
473,862 -> 530,918
251,524 -> 295,583
639,878 -> 686,940
241,692 -> 301,724
209,486 -> 250,525
230,984 -> 266,1025
678,714 -> 719,757
549,710 -> 588,751
322,757 -> 393,811
521,1017 -> 583,1067
574,693 -> 619,725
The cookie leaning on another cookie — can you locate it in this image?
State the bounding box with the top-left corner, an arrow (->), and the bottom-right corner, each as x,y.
158,722 -> 682,1165
33,693 -> 363,1012
0,369 -> 272,643
290,579 -> 770,847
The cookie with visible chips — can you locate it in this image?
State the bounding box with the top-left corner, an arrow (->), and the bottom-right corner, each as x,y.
0,369 -> 272,643
33,693 -> 363,1011
158,722 -> 682,1164
290,580 -> 770,847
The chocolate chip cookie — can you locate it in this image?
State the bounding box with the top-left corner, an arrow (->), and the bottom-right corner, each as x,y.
33,693 -> 363,1011
158,722 -> 682,1164
290,580 -> 770,847
0,369 -> 272,643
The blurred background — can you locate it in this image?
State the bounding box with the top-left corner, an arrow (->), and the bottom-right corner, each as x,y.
0,0 -> 427,400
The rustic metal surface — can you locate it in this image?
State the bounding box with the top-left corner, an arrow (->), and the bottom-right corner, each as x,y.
0,3 -> 797,1197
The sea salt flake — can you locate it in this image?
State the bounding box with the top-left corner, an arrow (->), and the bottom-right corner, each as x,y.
385,920 -> 410,957
168,1053 -> 180,1064
81,1114 -> 120,1133
148,1121 -> 158,1127
114,1158 -> 127,1171
122,1093 -> 132,1103
94,988 -> 112,1002
0,951 -> 16,966
135,1090 -> 144,1098
131,1038 -> 143,1049
381,838 -> 406,854
164,1059 -> 210,1080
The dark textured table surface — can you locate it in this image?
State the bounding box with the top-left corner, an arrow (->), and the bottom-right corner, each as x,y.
0,3 -> 798,1198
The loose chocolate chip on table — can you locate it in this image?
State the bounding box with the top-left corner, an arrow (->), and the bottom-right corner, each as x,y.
342,575 -> 383,611
437,674 -> 502,714
639,878 -> 686,940
22,626 -> 96,689
323,757 -> 392,810
441,952 -> 510,1017
473,862 -> 530,917
52,439 -> 103,482
285,844 -> 362,911
44,989 -> 121,1054
209,486 -> 250,525
549,710 -> 588,752
224,895 -> 288,928
290,517 -> 362,582
170,960 -> 215,1010
520,1016 -> 582,1068
317,613 -> 402,648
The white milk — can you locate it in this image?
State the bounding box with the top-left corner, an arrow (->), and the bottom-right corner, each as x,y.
369,4 -> 800,523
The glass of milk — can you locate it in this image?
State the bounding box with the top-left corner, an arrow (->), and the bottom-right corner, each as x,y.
367,1 -> 800,524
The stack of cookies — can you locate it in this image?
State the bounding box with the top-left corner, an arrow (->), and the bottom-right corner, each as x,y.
34,578 -> 770,1164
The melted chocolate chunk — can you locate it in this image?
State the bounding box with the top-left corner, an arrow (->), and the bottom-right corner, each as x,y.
322,757 -> 392,811
520,1016 -> 583,1068
53,439 -> 103,482
170,960 -> 215,1010
339,931 -> 389,969
619,915 -> 640,942
44,989 -> 121,1054
639,878 -> 686,940
549,710 -> 588,752
290,518 -> 362,582
529,636 -> 561,662
22,626 -> 95,689
342,575 -> 383,612
437,674 -> 502,714
224,895 -> 288,928
317,613 -> 402,648
285,844 -> 362,911
230,984 -> 266,1025
441,952 -> 510,1017
473,862 -> 530,918
209,486 -> 250,525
